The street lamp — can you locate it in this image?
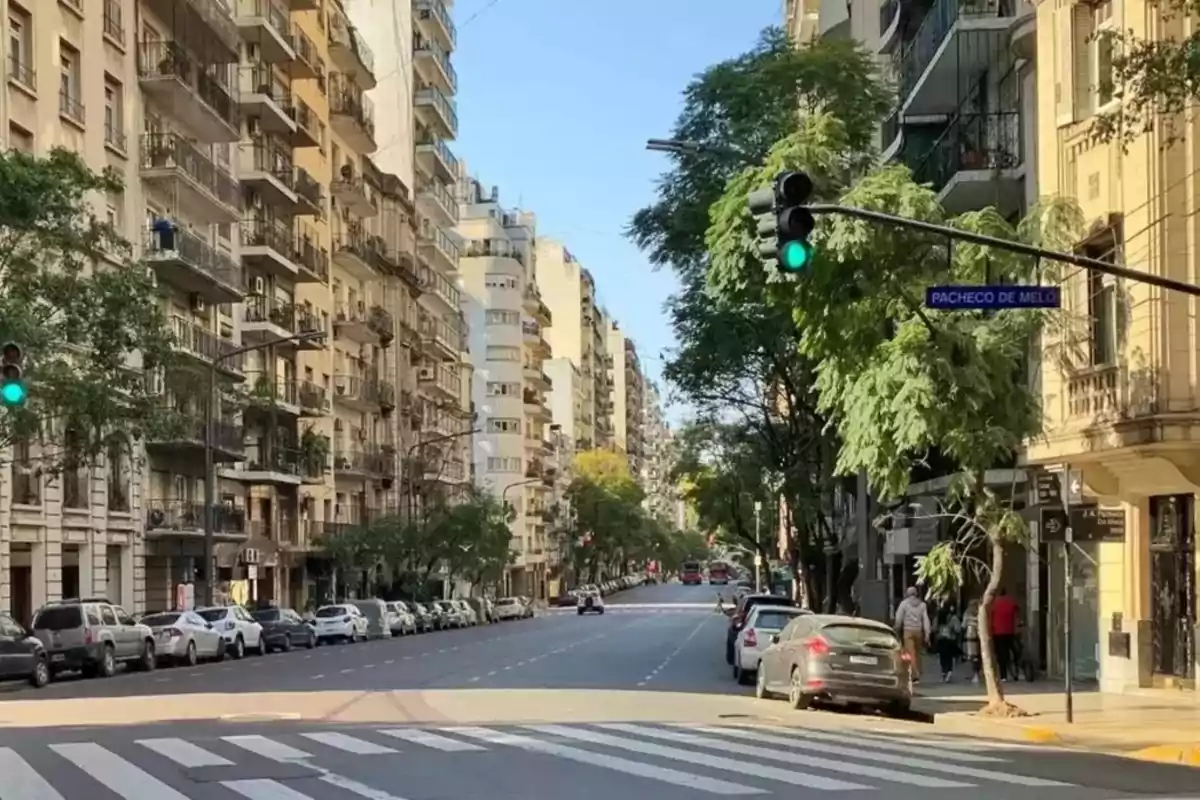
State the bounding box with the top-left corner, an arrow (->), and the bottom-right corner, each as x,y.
645,138 -> 748,161
405,428 -> 482,520
202,328 -> 327,607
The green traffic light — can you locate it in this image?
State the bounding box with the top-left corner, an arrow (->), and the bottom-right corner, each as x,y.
1,380 -> 26,406
779,240 -> 813,272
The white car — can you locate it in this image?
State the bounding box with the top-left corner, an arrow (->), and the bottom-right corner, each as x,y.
195,605 -> 264,659
577,590 -> 605,615
384,602 -> 416,636
493,597 -> 523,621
733,605 -> 810,685
313,604 -> 369,643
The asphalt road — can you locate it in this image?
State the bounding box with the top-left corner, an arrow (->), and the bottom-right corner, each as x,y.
1,581 -> 1198,800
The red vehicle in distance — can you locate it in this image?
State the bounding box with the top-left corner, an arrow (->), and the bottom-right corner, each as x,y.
681,560 -> 704,585
708,562 -> 731,585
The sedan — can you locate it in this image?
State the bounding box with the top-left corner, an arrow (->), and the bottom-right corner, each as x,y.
251,607 -> 317,652
756,613 -> 912,716
0,612 -> 50,688
384,602 -> 417,636
732,605 -> 810,684
140,611 -> 226,666
313,604 -> 368,643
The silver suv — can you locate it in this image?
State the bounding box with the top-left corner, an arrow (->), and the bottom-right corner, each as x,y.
31,597 -> 156,678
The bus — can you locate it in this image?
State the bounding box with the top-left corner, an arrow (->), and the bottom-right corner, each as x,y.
681,560 -> 703,585
708,562 -> 731,585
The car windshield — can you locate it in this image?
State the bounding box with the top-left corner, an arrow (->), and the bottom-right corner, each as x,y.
496,598 -> 517,606
753,610 -> 805,630
197,609 -> 229,622
140,613 -> 181,627
251,610 -> 280,622
822,623 -> 899,649
316,607 -> 348,618
32,606 -> 82,630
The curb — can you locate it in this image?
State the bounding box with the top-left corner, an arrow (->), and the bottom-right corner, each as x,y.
1127,744 -> 1200,767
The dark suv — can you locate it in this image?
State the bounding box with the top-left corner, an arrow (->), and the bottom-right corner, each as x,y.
0,612 -> 50,688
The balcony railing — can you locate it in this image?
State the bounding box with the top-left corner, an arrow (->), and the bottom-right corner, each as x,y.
145,500 -> 245,535
59,89 -> 85,125
418,179 -> 459,223
155,416 -> 244,453
333,447 -> 390,475
911,111 -> 1022,193
419,224 -> 460,262
329,11 -> 376,75
240,64 -> 292,108
7,55 -> 34,88
170,317 -> 244,371
294,167 -> 324,209
415,134 -> 459,173
138,40 -> 240,131
463,238 -> 523,264
243,138 -> 294,186
298,379 -> 327,411
415,0 -> 456,47
236,0 -> 292,45
420,264 -> 460,306
140,132 -> 240,210
330,84 -> 377,142
242,216 -> 294,256
899,0 -> 1015,102
414,87 -> 457,135
243,296 -> 296,331
105,121 -> 128,152
413,36 -> 457,92
144,224 -> 242,287
295,228 -> 330,281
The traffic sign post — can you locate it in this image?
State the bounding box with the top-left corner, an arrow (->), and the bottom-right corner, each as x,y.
925,286 -> 1062,311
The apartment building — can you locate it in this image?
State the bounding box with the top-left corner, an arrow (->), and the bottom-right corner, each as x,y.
458,177 -> 554,598
640,381 -> 677,523
1029,0 -> 1198,690
534,240 -> 614,452
604,320 -> 646,477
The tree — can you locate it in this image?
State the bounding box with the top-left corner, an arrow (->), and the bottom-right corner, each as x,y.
703,113 -> 1082,714
567,449 -> 648,581
629,28 -> 890,607
0,148 -> 178,466
435,488 -> 514,591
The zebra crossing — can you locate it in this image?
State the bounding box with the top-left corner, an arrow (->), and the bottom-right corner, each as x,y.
0,721 -> 1077,799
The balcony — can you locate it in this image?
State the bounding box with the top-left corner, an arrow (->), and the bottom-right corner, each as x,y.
898,0 -> 1018,116
138,40 -> 240,142
334,301 -> 381,344
297,379 -> 329,415
242,217 -> 300,280
290,99 -> 321,149
140,133 -> 241,223
333,373 -> 381,413
413,36 -> 456,95
170,317 -> 245,377
330,84 -> 378,155
369,305 -> 396,345
418,363 -> 461,399
234,0 -> 295,63
415,135 -> 458,183
330,168 -> 377,218
246,371 -> 301,414
415,0 -> 456,51
294,228 -> 330,283
414,87 -> 457,140
523,389 -> 551,421
333,223 -> 378,280
417,224 -> 459,274
290,26 -> 320,78
522,321 -> 551,357
335,449 -> 392,481
524,364 -> 552,391
290,167 -> 324,217
242,296 -> 298,344
523,286 -> 552,326
420,313 -> 460,360
143,223 -> 242,303
909,110 -> 1024,215
421,264 -> 460,308
148,416 -> 245,462
234,444 -> 304,485
144,500 -> 246,541
240,139 -> 297,207
417,179 -> 458,227
879,0 -> 903,53
328,12 -> 376,90
462,237 -> 523,266
238,66 -> 295,133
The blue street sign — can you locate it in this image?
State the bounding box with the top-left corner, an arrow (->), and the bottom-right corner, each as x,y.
925,285 -> 1061,311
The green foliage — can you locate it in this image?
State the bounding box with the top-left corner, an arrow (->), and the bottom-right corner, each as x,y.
0,148 -> 177,463
628,27 -> 890,278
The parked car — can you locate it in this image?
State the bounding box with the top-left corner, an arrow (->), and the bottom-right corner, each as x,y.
453,599 -> 478,626
141,610 -> 227,665
351,599 -> 392,639
755,613 -> 912,716
434,600 -> 467,628
555,590 -> 579,608
384,602 -> 417,636
250,607 -> 317,652
313,604 -> 369,643
493,597 -> 523,621
0,611 -> 50,687
196,605 -> 265,659
577,589 -> 605,615
32,597 -> 157,678
725,593 -> 797,665
732,605 -> 809,684
410,602 -> 438,632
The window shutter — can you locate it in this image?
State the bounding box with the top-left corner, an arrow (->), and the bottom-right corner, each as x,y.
1072,3 -> 1095,120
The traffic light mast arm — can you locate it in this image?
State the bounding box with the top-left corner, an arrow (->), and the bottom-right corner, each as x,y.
805,203 -> 1200,298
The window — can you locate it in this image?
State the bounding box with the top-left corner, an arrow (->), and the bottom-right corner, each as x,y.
488,418 -> 521,434
486,345 -> 520,362
487,457 -> 521,473
59,43 -> 83,123
485,275 -> 519,290
106,190 -> 124,231
8,123 -> 32,153
1071,0 -> 1116,118
486,310 -> 519,326
104,77 -> 125,150
103,0 -> 124,43
8,6 -> 32,87
486,381 -> 520,397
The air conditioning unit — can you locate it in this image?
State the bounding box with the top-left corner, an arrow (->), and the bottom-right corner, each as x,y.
251,276 -> 266,295
418,367 -> 435,381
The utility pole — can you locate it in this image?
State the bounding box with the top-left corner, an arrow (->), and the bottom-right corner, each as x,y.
753,500 -> 763,593
202,329 -> 326,607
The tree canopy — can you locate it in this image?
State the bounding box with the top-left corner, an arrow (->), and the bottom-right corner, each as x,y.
0,148 -> 177,465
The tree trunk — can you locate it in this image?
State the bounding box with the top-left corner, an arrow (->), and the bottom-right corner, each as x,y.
978,533 -> 1025,716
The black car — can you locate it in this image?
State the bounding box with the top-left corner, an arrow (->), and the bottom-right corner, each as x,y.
726,593 -> 797,664
0,612 -> 50,688
251,607 -> 317,652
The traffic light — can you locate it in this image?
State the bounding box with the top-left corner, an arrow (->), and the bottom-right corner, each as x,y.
748,171 -> 816,274
1,343 -> 26,407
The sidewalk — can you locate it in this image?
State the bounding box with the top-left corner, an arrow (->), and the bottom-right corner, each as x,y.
911,656 -> 1200,766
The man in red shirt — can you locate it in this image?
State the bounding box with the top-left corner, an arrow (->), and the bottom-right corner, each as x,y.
989,588 -> 1020,681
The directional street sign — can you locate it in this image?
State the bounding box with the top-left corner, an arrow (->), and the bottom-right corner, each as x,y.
925,285 -> 1061,311
1039,504 -> 1127,543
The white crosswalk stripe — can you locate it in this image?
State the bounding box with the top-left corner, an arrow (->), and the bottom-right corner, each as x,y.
0,722 -> 1080,799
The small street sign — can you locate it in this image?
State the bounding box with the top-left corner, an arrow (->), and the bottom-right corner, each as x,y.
1040,504 -> 1127,543
1034,472 -> 1062,506
925,285 -> 1062,311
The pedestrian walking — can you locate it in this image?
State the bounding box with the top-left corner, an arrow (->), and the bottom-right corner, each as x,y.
962,598 -> 982,684
990,588 -> 1020,682
893,587 -> 931,683
934,605 -> 961,682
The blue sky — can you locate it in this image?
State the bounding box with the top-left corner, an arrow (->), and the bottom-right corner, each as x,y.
452,0 -> 780,422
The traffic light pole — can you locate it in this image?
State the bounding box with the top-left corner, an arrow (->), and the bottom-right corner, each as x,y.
805,204 -> 1200,298
202,329 -> 326,608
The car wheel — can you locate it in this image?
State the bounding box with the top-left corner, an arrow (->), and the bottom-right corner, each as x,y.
725,640 -> 735,665
232,636 -> 246,660
754,666 -> 769,699
788,668 -> 811,711
29,658 -> 50,688
577,609 -> 584,615
282,635 -> 294,653
140,640 -> 157,672
215,641 -> 227,662
98,644 -> 117,678
306,631 -> 316,649
598,609 -> 605,615
184,640 -> 198,667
